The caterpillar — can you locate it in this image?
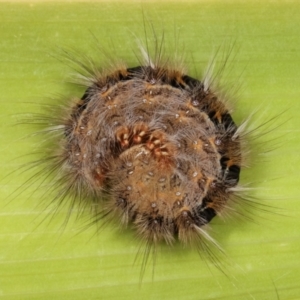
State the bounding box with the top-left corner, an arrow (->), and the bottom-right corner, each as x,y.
15,23 -> 274,278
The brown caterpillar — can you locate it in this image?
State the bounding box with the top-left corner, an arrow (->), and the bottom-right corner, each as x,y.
69,65 -> 242,244
18,28 -> 264,276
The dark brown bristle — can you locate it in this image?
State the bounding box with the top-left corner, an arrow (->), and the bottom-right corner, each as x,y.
60,64 -> 242,246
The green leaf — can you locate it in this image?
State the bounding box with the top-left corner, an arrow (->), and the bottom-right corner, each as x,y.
0,1 -> 299,299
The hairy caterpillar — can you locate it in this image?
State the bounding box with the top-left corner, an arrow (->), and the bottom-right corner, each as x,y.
13,23 -> 275,279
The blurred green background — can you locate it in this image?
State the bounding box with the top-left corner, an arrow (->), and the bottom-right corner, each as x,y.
0,1 -> 299,299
